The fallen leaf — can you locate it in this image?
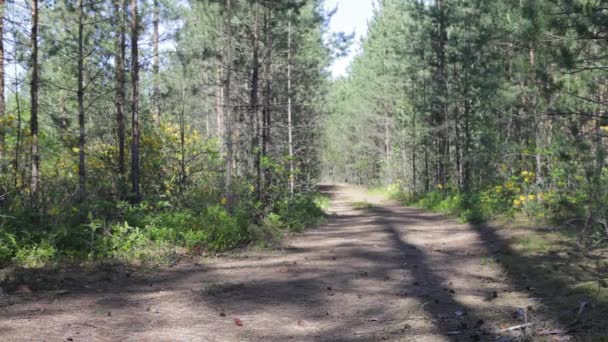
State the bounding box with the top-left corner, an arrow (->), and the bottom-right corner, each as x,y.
15,285 -> 33,294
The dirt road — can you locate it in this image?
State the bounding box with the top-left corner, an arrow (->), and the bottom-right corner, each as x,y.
1,185 -> 543,341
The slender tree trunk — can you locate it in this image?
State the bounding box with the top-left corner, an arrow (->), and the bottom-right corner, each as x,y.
152,0 -> 160,125
287,15 -> 294,197
223,0 -> 233,212
0,0 -> 5,164
463,61 -> 471,193
435,0 -> 449,189
216,65 -> 224,141
180,73 -> 186,189
424,146 -> 429,192
249,2 -> 261,201
530,47 -> 543,186
384,114 -> 391,185
30,0 -> 40,199
593,85 -> 605,210
13,63 -> 21,189
411,110 -> 417,195
77,0 -> 86,199
262,8 -> 273,206
114,0 -> 126,196
130,0 -> 141,202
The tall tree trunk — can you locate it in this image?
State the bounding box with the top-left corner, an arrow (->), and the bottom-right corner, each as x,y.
152,0 -> 160,125
114,0 -> 126,196
77,0 -> 86,199
384,114 -> 391,185
223,0 -> 233,212
530,47 -> 543,186
0,0 -> 5,165
30,0 -> 40,199
216,65 -> 224,141
411,110 -> 417,195
12,62 -> 22,188
130,0 -> 141,202
262,7 -> 273,206
250,2 -> 261,202
287,15 -> 294,197
180,72 -> 186,189
435,0 -> 449,189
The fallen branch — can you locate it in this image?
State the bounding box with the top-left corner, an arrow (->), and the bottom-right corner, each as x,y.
499,323 -> 533,332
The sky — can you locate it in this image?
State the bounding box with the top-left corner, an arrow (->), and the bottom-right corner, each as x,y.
324,0 -> 375,78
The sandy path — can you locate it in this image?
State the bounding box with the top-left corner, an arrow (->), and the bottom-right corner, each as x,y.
0,184 -> 538,341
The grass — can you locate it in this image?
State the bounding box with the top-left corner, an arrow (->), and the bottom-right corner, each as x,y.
314,194 -> 331,211
515,234 -> 550,253
352,201 -> 374,209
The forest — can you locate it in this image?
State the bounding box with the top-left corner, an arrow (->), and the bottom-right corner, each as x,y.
0,0 -> 608,340
0,0 -> 334,265
324,0 -> 608,236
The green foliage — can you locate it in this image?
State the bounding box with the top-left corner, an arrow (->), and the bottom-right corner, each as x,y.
0,188 -> 327,267
13,241 -> 57,268
274,194 -> 326,232
413,191 -> 486,224
352,201 -> 374,209
321,0 -> 608,245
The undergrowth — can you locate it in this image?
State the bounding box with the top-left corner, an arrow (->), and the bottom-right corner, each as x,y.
0,193 -> 329,268
380,174 -> 607,246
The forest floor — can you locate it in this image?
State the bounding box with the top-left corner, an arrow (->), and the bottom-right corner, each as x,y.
1,184 -> 607,341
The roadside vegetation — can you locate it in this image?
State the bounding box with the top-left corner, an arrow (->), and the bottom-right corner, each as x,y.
0,0 -> 333,269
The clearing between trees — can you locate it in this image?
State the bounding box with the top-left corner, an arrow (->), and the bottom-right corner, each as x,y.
2,184 -> 605,341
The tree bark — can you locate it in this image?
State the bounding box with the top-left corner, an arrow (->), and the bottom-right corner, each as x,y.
435,0 -> 449,189
30,0 -> 40,199
130,0 -> 141,202
249,2 -> 261,202
114,0 -> 126,196
262,7 -> 273,206
77,0 -> 86,199
0,0 -> 5,164
287,14 -> 294,197
216,65 -> 224,142
152,0 -> 161,125
223,0 -> 233,212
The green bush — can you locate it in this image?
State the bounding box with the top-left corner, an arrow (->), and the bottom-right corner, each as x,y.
275,194 -> 325,232
0,238 -> 15,265
0,188 -> 326,267
202,205 -> 248,251
418,191 -> 444,210
14,240 -> 57,268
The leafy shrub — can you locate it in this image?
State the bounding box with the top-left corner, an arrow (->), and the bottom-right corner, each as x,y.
14,240 -> 57,268
275,194 -> 325,232
202,205 -> 248,251
0,240 -> 15,265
